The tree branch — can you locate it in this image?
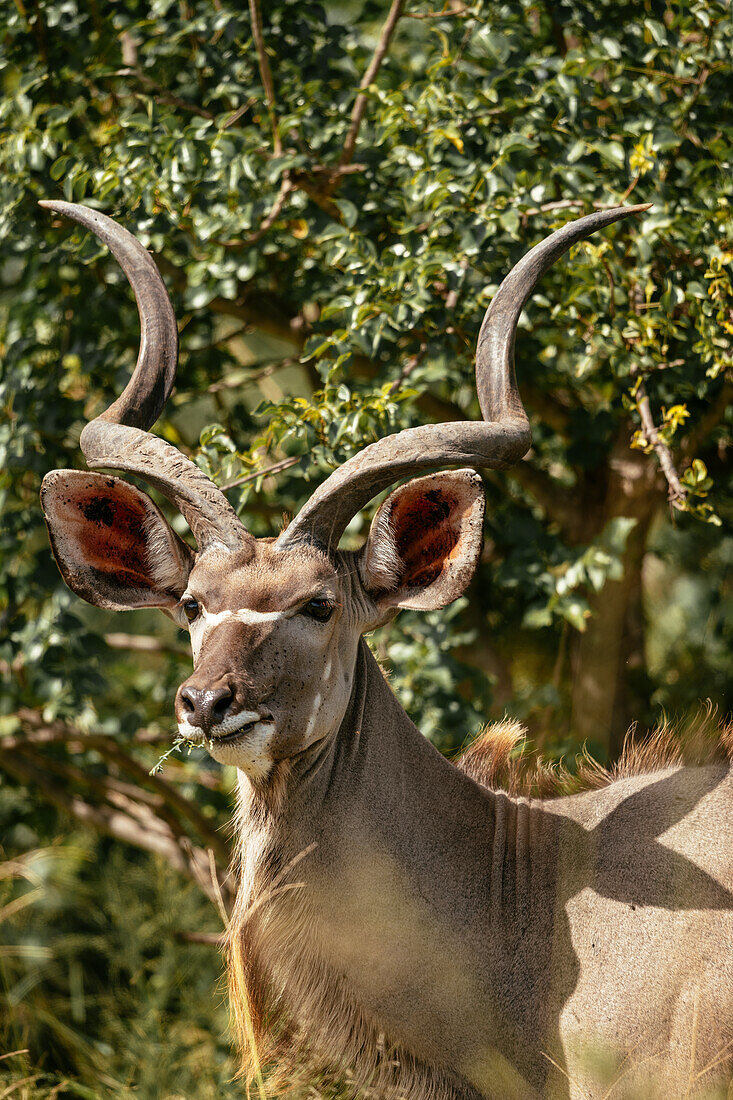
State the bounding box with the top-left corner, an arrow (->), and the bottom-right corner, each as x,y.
221,455 -> 301,491
219,176 -> 293,247
630,368 -> 687,509
388,342 -> 427,394
111,67 -> 215,120
248,0 -> 282,156
2,748 -> 232,910
339,0 -> 406,167
405,4 -> 468,17
519,198 -> 639,225
8,710 -> 230,868
104,632 -> 188,656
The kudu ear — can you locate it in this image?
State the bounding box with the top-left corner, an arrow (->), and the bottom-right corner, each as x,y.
360,470 -> 485,616
41,471 -> 194,612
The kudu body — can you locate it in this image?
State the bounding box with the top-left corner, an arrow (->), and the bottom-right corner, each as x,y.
40,201 -> 732,1099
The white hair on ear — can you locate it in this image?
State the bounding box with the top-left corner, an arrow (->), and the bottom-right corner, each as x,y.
142,510 -> 187,591
361,504 -> 403,592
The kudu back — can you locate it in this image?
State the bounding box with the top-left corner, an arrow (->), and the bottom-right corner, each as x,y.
40,201 -> 732,1099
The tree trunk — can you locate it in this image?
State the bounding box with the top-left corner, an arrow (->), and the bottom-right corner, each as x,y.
570,442 -> 660,759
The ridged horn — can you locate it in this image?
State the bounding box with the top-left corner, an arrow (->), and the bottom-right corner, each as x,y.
277,204 -> 651,553
39,200 -> 250,551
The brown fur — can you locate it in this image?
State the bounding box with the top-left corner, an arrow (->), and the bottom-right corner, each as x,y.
227,707 -> 732,1097
456,706 -> 733,799
226,801 -> 480,1100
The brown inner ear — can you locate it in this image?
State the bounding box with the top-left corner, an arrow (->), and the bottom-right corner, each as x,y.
63,479 -> 159,590
392,488 -> 460,589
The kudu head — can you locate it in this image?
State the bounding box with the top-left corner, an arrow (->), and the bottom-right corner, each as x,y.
40,200 -> 648,779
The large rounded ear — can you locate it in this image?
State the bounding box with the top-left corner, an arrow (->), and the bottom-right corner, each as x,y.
41,470 -> 194,612
359,469 -> 485,618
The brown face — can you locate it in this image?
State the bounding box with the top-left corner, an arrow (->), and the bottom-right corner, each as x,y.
42,468 -> 486,781
171,540 -> 361,776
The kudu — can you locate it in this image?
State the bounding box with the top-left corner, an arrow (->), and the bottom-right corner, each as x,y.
40,200 -> 732,1099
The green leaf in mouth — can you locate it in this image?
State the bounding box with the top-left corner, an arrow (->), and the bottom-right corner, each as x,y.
148,735 -> 201,776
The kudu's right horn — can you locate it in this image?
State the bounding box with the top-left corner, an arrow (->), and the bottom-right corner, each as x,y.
39,200 -> 249,552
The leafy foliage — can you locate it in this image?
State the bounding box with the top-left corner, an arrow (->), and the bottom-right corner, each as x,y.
1,0 -> 731,1094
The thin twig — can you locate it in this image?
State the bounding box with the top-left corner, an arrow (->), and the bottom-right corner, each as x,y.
221,455 -> 301,491
208,847 -> 230,927
620,174 -> 641,203
405,4 -> 468,16
248,176 -> 292,241
520,198 -> 636,223
692,1036 -> 733,1083
630,367 -> 687,509
11,708 -> 168,746
1,749 -> 222,904
223,176 -> 293,247
0,1074 -> 43,1098
209,357 -> 299,392
175,930 -> 224,945
540,1051 -> 591,1100
340,0 -> 406,167
112,67 -> 214,120
388,342 -> 427,394
222,98 -> 256,129
7,711 -> 229,866
685,985 -> 701,1097
288,173 -> 342,220
248,0 -> 282,155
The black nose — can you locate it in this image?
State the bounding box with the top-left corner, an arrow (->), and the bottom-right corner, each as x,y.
177,683 -> 235,735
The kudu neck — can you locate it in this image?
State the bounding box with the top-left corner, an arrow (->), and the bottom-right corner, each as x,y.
286,638 -> 504,864
260,639 -> 555,1096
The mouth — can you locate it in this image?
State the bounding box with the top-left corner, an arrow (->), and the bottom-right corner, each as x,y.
177,710 -> 272,746
209,716 -> 262,744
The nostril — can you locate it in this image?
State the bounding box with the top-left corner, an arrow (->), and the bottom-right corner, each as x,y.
177,683 -> 235,735
212,685 -> 234,719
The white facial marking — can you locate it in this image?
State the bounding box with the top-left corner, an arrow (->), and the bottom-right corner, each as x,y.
179,709 -> 264,742
177,713 -> 276,778
303,652 -> 334,739
187,606 -> 289,662
204,607 -> 288,627
305,691 -> 322,739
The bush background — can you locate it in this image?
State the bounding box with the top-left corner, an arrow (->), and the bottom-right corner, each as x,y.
1,1 -> 731,1095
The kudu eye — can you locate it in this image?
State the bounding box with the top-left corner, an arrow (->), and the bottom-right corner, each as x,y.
182,598 -> 200,623
303,597 -> 334,623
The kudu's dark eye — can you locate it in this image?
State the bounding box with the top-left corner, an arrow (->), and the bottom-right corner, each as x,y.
303,597 -> 334,623
182,598 -> 200,623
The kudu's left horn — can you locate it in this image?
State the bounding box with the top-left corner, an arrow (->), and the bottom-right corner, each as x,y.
39,200 -> 249,551
277,203 -> 651,554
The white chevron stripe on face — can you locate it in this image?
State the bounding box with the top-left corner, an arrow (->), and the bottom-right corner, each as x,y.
187,606 -> 290,660
204,607 -> 288,627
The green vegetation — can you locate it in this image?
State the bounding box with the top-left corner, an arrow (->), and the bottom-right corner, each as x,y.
1,0 -> 731,1095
